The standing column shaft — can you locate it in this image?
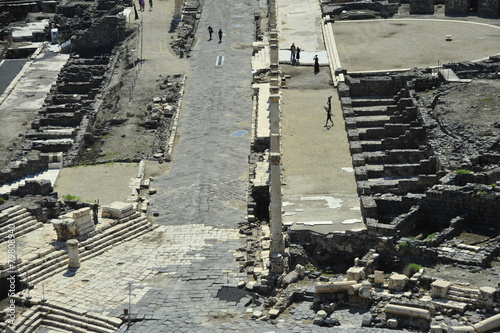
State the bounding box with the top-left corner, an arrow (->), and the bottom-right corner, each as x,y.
67,239 -> 80,268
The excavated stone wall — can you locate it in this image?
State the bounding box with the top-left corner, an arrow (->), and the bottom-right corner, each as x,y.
409,0 -> 435,14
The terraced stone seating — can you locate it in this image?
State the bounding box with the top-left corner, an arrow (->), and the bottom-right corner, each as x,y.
6,301 -> 122,333
15,208 -> 156,287
344,93 -> 438,196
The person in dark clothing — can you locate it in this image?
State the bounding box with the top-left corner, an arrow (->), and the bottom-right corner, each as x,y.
324,96 -> 333,128
295,47 -> 301,64
208,26 -> 213,40
218,29 -> 223,43
313,55 -> 320,73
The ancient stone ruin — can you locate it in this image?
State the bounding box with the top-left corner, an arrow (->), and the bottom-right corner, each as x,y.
0,0 -> 499,332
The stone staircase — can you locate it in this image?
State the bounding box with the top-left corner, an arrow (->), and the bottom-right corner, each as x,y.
0,152 -> 62,195
252,40 -> 270,73
16,211 -> 157,287
344,92 -> 439,195
0,205 -> 43,243
5,301 -> 122,333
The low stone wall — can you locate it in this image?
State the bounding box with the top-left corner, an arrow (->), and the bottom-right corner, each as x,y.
344,75 -> 411,98
479,0 -> 500,17
422,184 -> 500,231
289,229 -> 380,266
410,0 -> 435,14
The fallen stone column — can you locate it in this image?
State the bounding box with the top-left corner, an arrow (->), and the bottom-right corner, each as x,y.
315,280 -> 357,293
446,326 -> 475,333
384,304 -> 430,320
473,313 -> 500,333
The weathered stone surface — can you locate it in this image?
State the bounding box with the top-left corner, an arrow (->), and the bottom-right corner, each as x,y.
52,218 -> 76,241
388,273 -> 409,292
431,280 -> 452,298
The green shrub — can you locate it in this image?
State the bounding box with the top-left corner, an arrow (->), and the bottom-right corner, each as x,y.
425,233 -> 436,240
455,169 -> 471,175
398,241 -> 408,247
0,197 -> 5,205
62,194 -> 81,201
404,263 -> 421,277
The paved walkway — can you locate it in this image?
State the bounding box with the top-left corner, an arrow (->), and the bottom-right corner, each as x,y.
277,0 -> 364,234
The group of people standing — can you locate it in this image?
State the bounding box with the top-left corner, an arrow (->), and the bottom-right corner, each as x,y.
289,43 -> 301,64
207,26 -> 223,43
138,0 -> 152,11
290,43 -> 320,73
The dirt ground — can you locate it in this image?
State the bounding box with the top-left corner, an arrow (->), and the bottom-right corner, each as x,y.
53,160 -> 170,205
85,1 -> 190,164
418,79 -> 500,170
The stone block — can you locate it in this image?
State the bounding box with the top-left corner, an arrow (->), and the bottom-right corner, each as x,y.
268,308 -> 280,319
361,314 -> 372,326
387,318 -> 398,328
388,273 -> 409,291
479,286 -> 496,305
52,218 -> 76,241
374,270 -> 385,284
102,202 -> 134,219
346,266 -> 365,281
431,280 -> 451,298
430,325 -> 443,333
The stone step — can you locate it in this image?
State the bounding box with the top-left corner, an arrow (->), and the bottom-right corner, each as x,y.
41,318 -> 89,333
0,221 -> 44,242
355,116 -> 391,128
27,220 -> 155,286
0,206 -> 28,222
359,140 -> 383,152
26,128 -> 77,140
23,317 -> 43,333
41,306 -> 119,331
449,285 -> 481,295
81,217 -> 149,254
13,305 -> 41,331
432,298 -> 467,312
364,151 -> 385,164
81,224 -> 157,263
351,98 -> 396,107
81,214 -> 146,248
352,106 -> 390,116
358,127 -> 386,140
446,293 -> 479,303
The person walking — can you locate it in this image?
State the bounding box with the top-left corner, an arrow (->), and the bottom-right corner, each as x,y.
295,47 -> 301,64
139,0 -> 144,11
290,43 -> 296,63
313,55 -> 320,73
324,96 -> 333,128
149,0 -> 153,10
208,26 -> 213,40
218,29 -> 223,43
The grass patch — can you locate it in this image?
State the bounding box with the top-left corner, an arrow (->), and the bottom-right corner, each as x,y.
0,197 -> 6,205
398,241 -> 408,247
62,194 -> 81,201
404,263 -> 421,277
455,169 -> 471,175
